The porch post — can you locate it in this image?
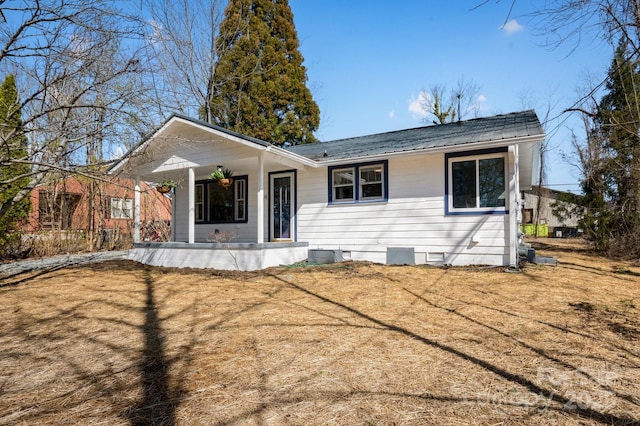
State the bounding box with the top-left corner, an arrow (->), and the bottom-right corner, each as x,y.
134,176 -> 141,243
188,167 -> 195,243
257,153 -> 265,243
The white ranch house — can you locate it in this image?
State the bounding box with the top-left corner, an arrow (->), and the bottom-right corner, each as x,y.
108,111 -> 544,270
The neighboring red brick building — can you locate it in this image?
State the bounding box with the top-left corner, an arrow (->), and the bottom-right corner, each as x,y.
23,176 -> 171,240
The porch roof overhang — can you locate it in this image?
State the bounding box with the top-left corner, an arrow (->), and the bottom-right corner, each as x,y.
107,114 -> 317,180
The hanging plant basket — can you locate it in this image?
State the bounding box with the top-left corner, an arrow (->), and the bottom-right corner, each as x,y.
208,168 -> 234,188
218,178 -> 234,188
156,180 -> 176,193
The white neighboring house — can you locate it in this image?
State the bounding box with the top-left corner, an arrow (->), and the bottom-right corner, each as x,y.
108,110 -> 544,270
521,186 -> 583,237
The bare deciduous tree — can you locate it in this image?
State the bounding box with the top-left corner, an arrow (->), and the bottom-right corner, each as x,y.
0,0 -> 150,226
143,0 -> 239,123
419,79 -> 482,124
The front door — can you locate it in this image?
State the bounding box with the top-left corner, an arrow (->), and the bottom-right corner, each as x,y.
270,171 -> 295,241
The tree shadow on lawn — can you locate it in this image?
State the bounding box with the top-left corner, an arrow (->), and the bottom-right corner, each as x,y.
0,261 -> 200,426
529,239 -> 595,256
0,264 -> 80,288
266,273 -> 638,426
457,287 -> 640,361
3,259 -> 638,425
124,268 -> 180,426
403,288 -> 638,405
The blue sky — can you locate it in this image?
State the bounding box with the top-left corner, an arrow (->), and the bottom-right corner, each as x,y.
288,1 -> 613,192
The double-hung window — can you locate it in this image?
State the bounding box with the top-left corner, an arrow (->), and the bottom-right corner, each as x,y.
110,197 -> 132,219
446,149 -> 508,214
332,167 -> 355,202
195,176 -> 248,223
329,161 -> 387,204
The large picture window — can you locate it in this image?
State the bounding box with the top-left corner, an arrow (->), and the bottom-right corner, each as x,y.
195,176 -> 248,223
329,161 -> 387,204
446,150 -> 507,214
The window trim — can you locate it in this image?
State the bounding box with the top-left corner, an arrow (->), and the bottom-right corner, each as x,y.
234,178 -> 246,221
195,183 -> 205,222
331,166 -> 356,202
328,160 -> 388,204
195,175 -> 248,224
445,148 -> 509,216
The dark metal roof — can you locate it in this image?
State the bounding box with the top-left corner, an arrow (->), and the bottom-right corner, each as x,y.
285,110 -> 544,162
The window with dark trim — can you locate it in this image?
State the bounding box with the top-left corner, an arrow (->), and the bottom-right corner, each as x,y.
328,161 -> 388,204
195,176 -> 248,223
445,149 -> 508,215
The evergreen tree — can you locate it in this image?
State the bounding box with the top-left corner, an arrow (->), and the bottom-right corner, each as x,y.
0,74 -> 31,251
210,0 -> 320,145
598,41 -> 640,214
577,40 -> 640,255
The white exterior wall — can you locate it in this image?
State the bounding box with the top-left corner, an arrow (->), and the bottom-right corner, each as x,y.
172,149 -> 517,266
296,153 -> 512,266
174,168 -> 264,243
174,166 -> 297,244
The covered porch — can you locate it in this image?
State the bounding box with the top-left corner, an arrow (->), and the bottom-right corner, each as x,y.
108,114 -> 316,271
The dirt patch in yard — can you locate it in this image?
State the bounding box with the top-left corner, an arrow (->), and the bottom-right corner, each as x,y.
0,239 -> 639,425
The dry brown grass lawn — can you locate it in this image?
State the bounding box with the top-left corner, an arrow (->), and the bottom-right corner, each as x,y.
0,239 -> 639,425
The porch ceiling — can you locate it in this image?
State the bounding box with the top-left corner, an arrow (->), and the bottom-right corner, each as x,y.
108,115 -> 314,182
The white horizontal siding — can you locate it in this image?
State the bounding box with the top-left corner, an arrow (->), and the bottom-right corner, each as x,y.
296,153 -> 512,266
171,147 -> 516,266
174,170 -> 259,243
175,165 -> 290,244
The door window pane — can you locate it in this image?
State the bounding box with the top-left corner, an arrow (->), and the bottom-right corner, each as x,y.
273,176 -> 291,239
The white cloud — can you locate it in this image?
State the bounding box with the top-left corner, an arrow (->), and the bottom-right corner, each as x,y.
389,109 -> 395,119
502,19 -> 524,35
408,91 -> 430,120
110,145 -> 126,160
471,94 -> 490,115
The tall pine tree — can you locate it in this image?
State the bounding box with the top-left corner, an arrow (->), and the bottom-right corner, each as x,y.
0,74 -> 31,251
210,0 -> 320,145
